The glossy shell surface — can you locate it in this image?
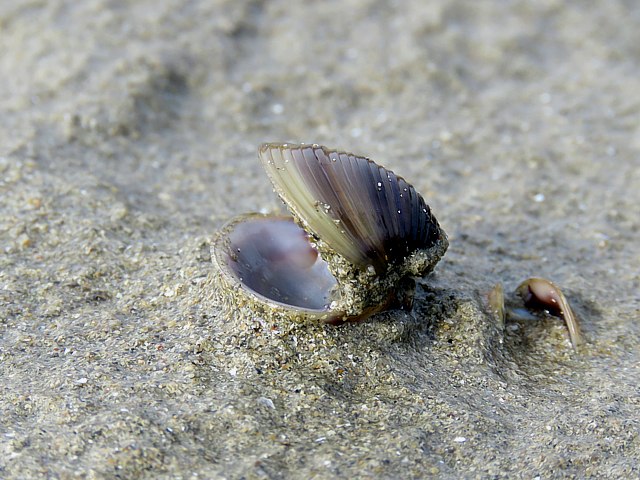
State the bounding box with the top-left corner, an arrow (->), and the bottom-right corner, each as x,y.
212,213 -> 345,323
259,143 -> 443,274
211,143 -> 449,324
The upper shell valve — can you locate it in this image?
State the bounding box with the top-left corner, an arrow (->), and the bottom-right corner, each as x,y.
211,143 -> 448,324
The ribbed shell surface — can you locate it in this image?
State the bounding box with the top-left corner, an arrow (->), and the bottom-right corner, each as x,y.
259,143 -> 442,273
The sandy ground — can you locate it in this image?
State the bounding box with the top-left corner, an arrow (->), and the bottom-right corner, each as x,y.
1,1 -> 639,478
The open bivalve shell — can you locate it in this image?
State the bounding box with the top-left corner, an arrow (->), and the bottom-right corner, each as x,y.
211,143 -> 448,324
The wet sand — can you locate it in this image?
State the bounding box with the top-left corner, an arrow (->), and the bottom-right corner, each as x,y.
1,1 -> 639,478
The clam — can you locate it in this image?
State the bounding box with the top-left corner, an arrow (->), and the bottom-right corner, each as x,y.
211,143 -> 448,324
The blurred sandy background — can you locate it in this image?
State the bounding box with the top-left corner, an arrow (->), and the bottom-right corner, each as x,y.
1,1 -> 639,478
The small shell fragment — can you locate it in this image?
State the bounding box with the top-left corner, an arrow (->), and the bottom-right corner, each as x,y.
487,282 -> 506,328
515,277 -> 584,349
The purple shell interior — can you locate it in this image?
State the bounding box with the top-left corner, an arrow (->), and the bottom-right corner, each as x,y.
225,216 -> 337,311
